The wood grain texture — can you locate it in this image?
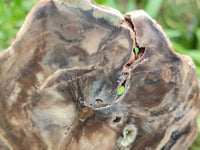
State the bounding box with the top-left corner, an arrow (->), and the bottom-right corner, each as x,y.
0,0 -> 199,150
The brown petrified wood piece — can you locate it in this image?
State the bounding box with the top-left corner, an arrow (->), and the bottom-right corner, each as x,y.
0,0 -> 200,150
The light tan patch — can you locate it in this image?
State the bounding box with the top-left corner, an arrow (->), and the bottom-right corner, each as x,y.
81,27 -> 108,55
8,83 -> 21,108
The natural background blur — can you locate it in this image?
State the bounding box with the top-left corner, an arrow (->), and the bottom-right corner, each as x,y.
0,0 -> 200,149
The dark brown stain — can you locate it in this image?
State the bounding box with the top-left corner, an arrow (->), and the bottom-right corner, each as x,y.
127,71 -> 174,108
17,45 -> 45,105
131,129 -> 165,150
161,123 -> 193,150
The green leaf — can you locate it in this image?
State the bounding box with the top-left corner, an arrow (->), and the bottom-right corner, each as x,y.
118,86 -> 124,95
134,46 -> 139,57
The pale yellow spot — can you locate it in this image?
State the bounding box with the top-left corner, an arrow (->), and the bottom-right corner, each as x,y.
118,124 -> 138,148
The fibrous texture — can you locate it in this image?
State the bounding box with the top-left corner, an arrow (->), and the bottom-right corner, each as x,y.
0,0 -> 199,150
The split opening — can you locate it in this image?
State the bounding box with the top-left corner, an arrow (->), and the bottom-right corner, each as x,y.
122,17 -> 146,70
125,46 -> 145,69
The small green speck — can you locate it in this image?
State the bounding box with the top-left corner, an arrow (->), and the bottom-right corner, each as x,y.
134,46 -> 139,57
118,86 -> 125,95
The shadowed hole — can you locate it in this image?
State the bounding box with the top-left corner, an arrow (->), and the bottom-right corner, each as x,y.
113,116 -> 121,123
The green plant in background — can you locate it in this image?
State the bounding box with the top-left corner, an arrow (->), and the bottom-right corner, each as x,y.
0,0 -> 38,51
0,0 -> 200,149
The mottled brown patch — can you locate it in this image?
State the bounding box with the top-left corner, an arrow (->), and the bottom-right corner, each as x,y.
0,0 -> 199,150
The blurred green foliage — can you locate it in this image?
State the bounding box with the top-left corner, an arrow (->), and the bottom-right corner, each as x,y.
0,0 -> 38,50
0,0 -> 200,149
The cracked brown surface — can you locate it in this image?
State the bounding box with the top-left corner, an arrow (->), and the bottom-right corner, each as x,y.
0,0 -> 200,150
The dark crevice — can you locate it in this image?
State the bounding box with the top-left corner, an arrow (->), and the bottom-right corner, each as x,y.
121,80 -> 126,87
122,17 -> 146,71
95,99 -> 103,103
89,98 -> 111,109
135,47 -> 145,61
124,18 -> 134,30
118,72 -> 128,85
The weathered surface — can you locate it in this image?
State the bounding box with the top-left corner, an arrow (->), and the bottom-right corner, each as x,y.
0,0 -> 199,150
